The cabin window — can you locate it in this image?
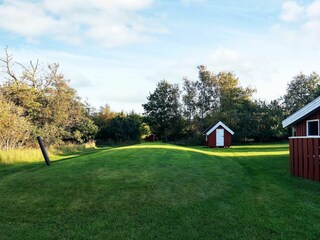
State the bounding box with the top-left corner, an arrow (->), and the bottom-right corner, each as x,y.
307,120 -> 319,136
292,126 -> 296,136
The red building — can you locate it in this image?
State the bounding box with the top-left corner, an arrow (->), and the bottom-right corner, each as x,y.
203,121 -> 234,148
145,133 -> 158,142
282,96 -> 320,181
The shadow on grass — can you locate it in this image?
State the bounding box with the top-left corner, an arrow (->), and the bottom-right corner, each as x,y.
52,146 -> 111,163
53,141 -> 146,163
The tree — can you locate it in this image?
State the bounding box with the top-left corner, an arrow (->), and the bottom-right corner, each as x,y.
213,71 -> 256,132
0,94 -> 32,149
182,77 -> 197,122
142,80 -> 181,140
217,71 -> 255,112
95,112 -> 150,143
283,72 -> 320,115
252,100 -> 287,142
0,48 -> 98,147
92,104 -> 116,128
196,65 -> 219,119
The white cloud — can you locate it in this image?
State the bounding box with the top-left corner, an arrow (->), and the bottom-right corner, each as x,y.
204,46 -> 293,102
275,0 -> 320,45
0,0 -> 165,47
209,47 -> 241,66
280,1 -> 305,22
0,1 -> 59,37
307,0 -> 320,18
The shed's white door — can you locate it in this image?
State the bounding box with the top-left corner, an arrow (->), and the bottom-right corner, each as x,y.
216,129 -> 224,147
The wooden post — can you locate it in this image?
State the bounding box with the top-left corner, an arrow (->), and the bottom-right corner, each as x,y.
37,136 -> 51,166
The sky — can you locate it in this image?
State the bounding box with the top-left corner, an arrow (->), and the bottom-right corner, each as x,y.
0,0 -> 320,113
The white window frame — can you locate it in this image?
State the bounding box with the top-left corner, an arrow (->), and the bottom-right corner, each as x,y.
306,119 -> 319,136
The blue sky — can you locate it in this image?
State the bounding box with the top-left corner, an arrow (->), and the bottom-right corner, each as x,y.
0,0 -> 319,113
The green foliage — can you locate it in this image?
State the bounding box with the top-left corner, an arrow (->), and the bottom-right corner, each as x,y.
2,47 -> 318,149
182,77 -> 197,122
140,122 -> 151,139
0,49 -> 98,148
283,72 -> 320,115
217,71 -> 255,112
253,100 -> 288,142
91,104 -> 116,128
70,117 -> 98,143
0,94 -> 32,149
144,66 -> 293,143
94,110 -> 150,143
142,80 -> 181,140
196,65 -> 219,119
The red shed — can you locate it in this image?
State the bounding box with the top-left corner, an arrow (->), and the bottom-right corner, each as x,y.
203,121 -> 234,148
282,96 -> 320,181
145,133 -> 158,142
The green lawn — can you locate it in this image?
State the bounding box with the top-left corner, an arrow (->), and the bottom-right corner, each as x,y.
1,143 -> 320,239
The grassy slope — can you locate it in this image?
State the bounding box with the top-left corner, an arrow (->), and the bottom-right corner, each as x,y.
0,143 -> 320,239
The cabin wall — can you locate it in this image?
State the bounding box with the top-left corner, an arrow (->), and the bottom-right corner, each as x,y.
224,131 -> 232,147
207,129 -> 217,147
289,137 -> 320,181
296,111 -> 320,136
207,127 -> 232,148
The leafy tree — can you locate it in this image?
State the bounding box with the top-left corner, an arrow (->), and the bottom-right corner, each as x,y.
94,110 -> 150,143
70,117 -> 98,143
217,71 -> 255,112
92,104 -> 116,128
140,122 -> 151,140
196,65 -> 219,119
142,80 -> 181,140
0,48 -> 98,147
283,72 -> 320,115
182,77 -> 197,122
234,100 -> 257,142
0,94 -> 32,149
213,71 -> 256,134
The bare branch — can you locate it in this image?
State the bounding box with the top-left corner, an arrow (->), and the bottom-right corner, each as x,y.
0,47 -> 18,83
16,59 -> 40,88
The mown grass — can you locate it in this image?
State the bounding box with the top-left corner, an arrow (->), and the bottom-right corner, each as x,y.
1,142 -> 320,239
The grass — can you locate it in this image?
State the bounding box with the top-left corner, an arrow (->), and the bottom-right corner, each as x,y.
1,142 -> 320,239
0,141 -> 97,164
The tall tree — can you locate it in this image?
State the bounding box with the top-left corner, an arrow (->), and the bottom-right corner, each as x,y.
215,71 -> 256,129
0,48 -> 98,147
283,72 -> 320,115
94,111 -> 150,143
182,77 -> 197,122
142,80 -> 181,140
253,99 -> 287,142
92,104 -> 116,129
196,65 -> 219,119
217,71 -> 255,112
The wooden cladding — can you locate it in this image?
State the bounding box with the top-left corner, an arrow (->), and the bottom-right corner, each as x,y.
289,138 -> 320,181
295,111 -> 320,136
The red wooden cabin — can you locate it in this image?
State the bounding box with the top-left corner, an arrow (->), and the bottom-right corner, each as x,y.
145,133 -> 158,142
203,121 -> 234,148
282,96 -> 320,181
